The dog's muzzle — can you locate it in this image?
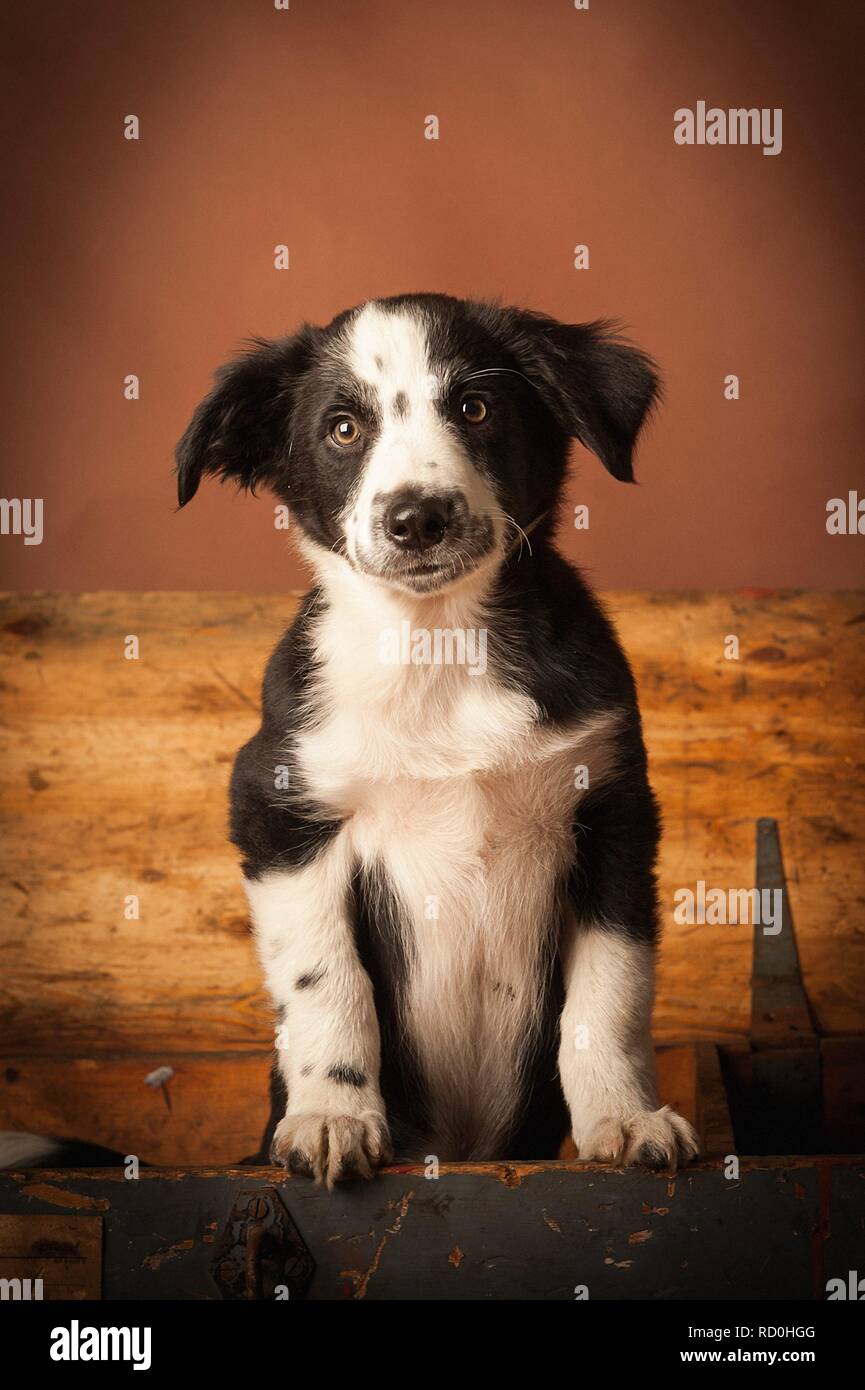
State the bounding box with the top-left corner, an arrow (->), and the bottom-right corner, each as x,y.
382,489 -> 462,553
356,488 -> 496,590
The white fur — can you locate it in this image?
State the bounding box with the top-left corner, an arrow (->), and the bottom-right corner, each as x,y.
558,923 -> 658,1141
0,1132 -> 60,1168
558,921 -> 698,1168
284,549 -> 623,1159
341,304 -> 504,575
245,835 -> 386,1127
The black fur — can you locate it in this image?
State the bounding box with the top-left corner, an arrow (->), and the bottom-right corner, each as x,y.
326,1064 -> 367,1088
295,967 -> 325,990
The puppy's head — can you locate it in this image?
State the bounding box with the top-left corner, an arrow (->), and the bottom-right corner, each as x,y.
176,294 -> 659,594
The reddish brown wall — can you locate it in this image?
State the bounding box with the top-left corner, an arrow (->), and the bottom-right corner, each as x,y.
2,0 -> 863,591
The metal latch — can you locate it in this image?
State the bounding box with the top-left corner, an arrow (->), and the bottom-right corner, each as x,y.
211,1188 -> 315,1300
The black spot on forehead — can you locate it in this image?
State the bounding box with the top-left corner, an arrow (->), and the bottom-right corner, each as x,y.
392,391 -> 409,419
310,293 -> 544,436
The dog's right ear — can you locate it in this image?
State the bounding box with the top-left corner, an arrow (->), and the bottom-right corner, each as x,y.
174,330 -> 316,507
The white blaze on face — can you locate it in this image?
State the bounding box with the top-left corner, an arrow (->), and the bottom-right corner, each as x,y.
342,304 -> 500,565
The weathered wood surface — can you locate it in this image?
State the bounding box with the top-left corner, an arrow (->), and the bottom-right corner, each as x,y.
1,1158 -> 860,1301
1,591 -> 863,1159
0,1054 -> 272,1167
0,1046 -> 721,1168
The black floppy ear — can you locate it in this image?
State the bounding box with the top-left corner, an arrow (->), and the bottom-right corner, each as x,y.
477,306 -> 660,482
174,330 -> 315,507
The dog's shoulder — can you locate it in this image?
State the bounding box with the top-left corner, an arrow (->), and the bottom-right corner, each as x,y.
258,588 -> 323,730
228,588 -> 343,873
487,543 -> 638,726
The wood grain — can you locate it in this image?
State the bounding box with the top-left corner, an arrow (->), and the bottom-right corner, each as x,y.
0,1053 -> 271,1165
1,590 -> 862,1157
3,1045 -> 720,1167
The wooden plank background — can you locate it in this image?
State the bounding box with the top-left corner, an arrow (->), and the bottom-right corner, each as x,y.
1,590 -> 863,1161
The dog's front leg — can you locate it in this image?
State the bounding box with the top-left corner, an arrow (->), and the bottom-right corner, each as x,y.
558,915 -> 699,1170
245,831 -> 391,1186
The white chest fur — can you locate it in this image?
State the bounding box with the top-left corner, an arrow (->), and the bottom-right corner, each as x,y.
292,564 -> 621,1156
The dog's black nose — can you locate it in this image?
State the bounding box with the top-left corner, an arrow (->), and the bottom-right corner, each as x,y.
384,494 -> 451,551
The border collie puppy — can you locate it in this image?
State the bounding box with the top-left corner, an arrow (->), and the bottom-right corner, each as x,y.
175,294 -> 699,1186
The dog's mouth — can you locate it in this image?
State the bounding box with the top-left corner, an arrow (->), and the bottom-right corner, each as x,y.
352,522 -> 498,594
353,551 -> 475,593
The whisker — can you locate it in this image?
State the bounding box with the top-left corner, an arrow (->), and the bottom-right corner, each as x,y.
490,508 -> 533,560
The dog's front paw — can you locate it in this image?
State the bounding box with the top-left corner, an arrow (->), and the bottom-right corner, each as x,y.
271,1111 -> 392,1188
578,1105 -> 699,1172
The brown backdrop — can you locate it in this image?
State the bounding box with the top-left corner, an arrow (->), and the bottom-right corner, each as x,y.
2,0 -> 863,592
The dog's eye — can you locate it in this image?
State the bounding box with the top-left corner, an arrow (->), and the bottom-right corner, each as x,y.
330,416 -> 362,446
460,395 -> 488,424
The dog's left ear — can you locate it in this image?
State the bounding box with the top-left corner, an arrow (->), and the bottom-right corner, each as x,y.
477,305 -> 660,482
175,330 -> 316,507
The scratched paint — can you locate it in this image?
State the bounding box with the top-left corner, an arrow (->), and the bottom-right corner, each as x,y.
3,1160 -> 858,1300
143,1238 -> 194,1271
340,1190 -> 415,1299
20,1183 -> 109,1212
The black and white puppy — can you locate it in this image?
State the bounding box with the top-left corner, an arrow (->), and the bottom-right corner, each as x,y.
176,293 -> 699,1185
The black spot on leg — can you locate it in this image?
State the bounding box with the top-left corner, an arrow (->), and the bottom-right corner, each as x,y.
327,1063 -> 367,1088
374,355 -> 383,370
392,391 -> 409,419
296,965 -> 325,990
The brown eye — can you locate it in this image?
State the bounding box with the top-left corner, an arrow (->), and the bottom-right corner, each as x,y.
330,416 -> 361,446
461,395 -> 487,424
